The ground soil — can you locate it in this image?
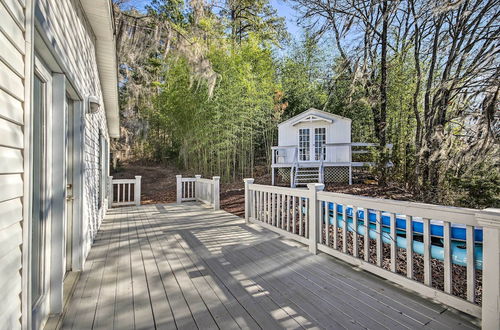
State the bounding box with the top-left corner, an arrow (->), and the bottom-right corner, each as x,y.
112,162 -> 417,217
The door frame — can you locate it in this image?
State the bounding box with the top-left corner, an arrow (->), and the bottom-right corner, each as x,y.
298,128 -> 312,162
297,126 -> 328,162
313,127 -> 327,161
31,55 -> 54,330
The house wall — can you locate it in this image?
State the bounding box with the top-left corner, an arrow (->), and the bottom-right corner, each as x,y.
277,114 -> 352,163
0,0 -> 112,328
35,0 -> 109,264
0,0 -> 30,328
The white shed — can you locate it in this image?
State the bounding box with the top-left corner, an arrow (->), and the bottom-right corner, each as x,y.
271,108 -> 355,186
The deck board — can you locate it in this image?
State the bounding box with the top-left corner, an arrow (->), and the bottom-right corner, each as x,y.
62,203 -> 479,330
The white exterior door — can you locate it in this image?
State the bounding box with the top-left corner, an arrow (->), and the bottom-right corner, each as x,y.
32,57 -> 53,330
298,128 -> 326,162
64,97 -> 73,275
298,128 -> 311,161
314,127 -> 326,161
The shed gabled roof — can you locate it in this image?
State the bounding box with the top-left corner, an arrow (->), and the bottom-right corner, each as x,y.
80,0 -> 120,138
277,108 -> 351,127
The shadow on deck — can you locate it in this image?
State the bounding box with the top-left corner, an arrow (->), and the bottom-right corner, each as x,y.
61,203 -> 479,329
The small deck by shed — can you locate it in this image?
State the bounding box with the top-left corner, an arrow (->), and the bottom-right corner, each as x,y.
61,203 -> 478,329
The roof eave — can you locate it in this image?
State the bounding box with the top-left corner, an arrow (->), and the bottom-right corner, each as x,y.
278,108 -> 351,127
80,0 -> 120,138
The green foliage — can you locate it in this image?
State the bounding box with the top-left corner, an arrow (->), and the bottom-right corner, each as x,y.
448,164 -> 500,209
116,0 -> 499,208
279,36 -> 328,118
144,35 -> 279,180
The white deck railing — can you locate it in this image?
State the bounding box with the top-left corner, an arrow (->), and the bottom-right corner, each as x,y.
108,176 -> 142,207
243,179 -> 500,328
177,175 -> 220,210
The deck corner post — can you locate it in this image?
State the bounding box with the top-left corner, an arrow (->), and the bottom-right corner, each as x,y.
134,176 -> 142,206
195,175 -> 202,201
108,176 -> 113,208
212,176 -> 220,210
176,175 -> 182,204
244,178 -> 255,224
307,183 -> 325,255
476,208 -> 500,330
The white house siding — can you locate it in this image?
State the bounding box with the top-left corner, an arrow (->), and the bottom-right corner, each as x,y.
0,0 -> 112,328
0,0 -> 27,328
35,0 -> 110,260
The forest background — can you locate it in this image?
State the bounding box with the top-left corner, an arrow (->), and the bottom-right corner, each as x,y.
112,0 -> 499,208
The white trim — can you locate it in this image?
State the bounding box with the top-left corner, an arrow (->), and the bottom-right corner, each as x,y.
71,100 -> 85,271
31,55 -> 53,330
79,0 -> 119,138
298,127 -> 311,162
49,72 -> 66,314
278,108 -> 351,127
291,114 -> 333,126
22,0 -> 35,328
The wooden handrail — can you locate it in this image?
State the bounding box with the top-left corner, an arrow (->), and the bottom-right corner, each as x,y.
243,181 -> 500,326
176,175 -> 220,210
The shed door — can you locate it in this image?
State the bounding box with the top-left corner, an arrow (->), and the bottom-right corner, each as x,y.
298,128 -> 310,161
314,128 -> 326,161
298,128 -> 326,162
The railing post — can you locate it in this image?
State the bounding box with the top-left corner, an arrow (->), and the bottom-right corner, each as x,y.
108,176 -> 113,208
194,175 -> 201,201
476,208 -> 500,329
244,178 -> 255,224
307,183 -> 325,254
176,175 -> 182,204
212,176 -> 220,210
134,176 -> 142,206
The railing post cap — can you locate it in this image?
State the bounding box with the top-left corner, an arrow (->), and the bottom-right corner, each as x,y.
135,175 -> 142,179
476,208 -> 500,229
244,178 -> 255,183
212,176 -> 220,180
195,174 -> 202,178
176,174 -> 182,178
307,183 -> 325,191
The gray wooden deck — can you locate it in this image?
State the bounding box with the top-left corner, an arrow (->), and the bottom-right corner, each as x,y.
61,203 -> 479,330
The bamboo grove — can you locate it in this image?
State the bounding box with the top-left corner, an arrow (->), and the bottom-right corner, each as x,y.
114,0 -> 499,207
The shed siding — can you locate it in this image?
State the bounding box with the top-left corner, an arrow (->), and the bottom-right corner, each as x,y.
36,0 -> 110,261
0,0 -> 25,328
278,110 -> 352,163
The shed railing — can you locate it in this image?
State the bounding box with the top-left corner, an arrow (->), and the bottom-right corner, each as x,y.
271,142 -> 393,165
243,179 -> 499,328
108,176 -> 142,207
176,175 -> 220,210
